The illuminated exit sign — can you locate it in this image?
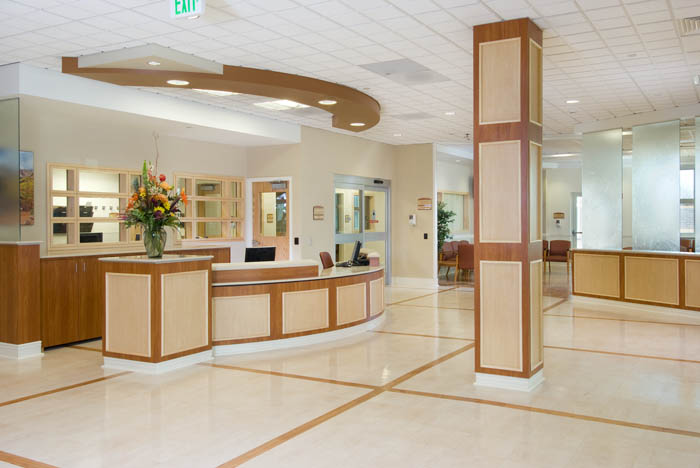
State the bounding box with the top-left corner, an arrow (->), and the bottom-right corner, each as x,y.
170,0 -> 205,18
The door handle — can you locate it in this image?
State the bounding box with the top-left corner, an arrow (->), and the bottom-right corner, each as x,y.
75,262 -> 78,273
83,262 -> 86,272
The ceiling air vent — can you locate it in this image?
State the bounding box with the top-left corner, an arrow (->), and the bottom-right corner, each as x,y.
678,16 -> 700,36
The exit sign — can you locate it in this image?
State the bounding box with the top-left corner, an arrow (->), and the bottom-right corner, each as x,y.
170,0 -> 205,18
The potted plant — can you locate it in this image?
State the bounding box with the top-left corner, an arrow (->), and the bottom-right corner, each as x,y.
437,200 -> 456,254
122,161 -> 187,258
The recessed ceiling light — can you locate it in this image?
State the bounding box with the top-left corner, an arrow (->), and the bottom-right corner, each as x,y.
318,99 -> 337,105
622,130 -> 632,135
254,99 -> 309,111
350,122 -> 365,127
548,153 -> 578,158
193,89 -> 238,97
566,99 -> 579,104
187,15 -> 200,20
455,159 -> 461,162
167,79 -> 189,86
445,111 -> 456,116
393,133 -> 402,137
694,75 -> 700,86
147,61 -> 161,66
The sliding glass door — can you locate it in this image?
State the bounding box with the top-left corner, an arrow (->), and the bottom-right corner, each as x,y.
334,176 -> 390,283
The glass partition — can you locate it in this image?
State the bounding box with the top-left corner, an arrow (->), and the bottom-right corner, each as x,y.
632,120 -> 680,251
582,129 -> 622,249
0,98 -> 20,241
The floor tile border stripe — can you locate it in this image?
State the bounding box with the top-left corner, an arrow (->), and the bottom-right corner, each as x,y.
387,304 -> 474,311
543,312 -> 700,328
70,345 -> 102,353
387,286 -> 457,306
388,388 -> 700,439
0,450 -> 58,468
202,363 -> 378,390
544,345 -> 700,365
542,298 -> 568,312
0,371 -> 131,408
371,330 -> 473,341
217,342 -> 474,467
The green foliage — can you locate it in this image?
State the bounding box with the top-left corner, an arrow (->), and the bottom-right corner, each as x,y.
437,201 -> 455,253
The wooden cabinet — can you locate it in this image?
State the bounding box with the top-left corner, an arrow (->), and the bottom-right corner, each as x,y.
40,247 -> 229,348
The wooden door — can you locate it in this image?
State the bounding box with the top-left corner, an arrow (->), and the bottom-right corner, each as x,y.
252,181 -> 289,260
41,257 -> 80,347
78,257 -> 102,341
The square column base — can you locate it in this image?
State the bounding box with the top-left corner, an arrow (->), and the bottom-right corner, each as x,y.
474,369 -> 544,392
103,350 -> 213,374
0,341 -> 43,359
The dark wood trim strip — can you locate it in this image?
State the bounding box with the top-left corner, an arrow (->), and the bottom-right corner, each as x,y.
371,330 -> 473,341
201,363 -> 378,390
381,343 -> 475,389
542,298 -> 567,312
544,345 -> 700,365
386,287 -> 457,306
388,303 -> 474,311
70,345 -> 102,353
543,313 -> 700,328
388,388 -> 700,438
0,371 -> 131,408
0,450 -> 58,468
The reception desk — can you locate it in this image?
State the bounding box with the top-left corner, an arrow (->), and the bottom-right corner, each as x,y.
572,249 -> 700,311
212,263 -> 385,354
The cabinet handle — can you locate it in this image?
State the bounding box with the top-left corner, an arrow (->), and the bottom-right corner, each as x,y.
83,262 -> 86,272
75,263 -> 78,273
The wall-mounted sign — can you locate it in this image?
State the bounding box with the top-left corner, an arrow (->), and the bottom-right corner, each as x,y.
417,197 -> 432,210
266,213 -> 274,223
313,205 -> 324,221
170,0 -> 205,18
553,212 -> 565,219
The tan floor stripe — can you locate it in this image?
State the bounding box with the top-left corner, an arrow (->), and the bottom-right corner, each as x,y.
217,343 -> 474,467
202,363 -> 378,390
0,371 -> 131,408
544,313 -> 700,328
388,303 -> 474,311
544,345 -> 700,365
387,286 -> 458,306
543,298 -> 568,312
388,388 -> 700,439
0,450 -> 58,468
70,345 -> 102,353
371,330 -> 473,341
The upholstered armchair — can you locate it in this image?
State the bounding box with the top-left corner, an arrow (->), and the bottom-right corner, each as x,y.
457,242 -> 475,283
547,240 -> 571,273
438,241 -> 459,279
319,251 -> 334,269
543,240 -> 549,263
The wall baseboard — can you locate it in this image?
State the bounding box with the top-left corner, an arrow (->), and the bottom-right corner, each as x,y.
103,350 -> 213,374
214,314 -> 385,357
391,276 -> 439,289
474,370 -> 544,392
0,341 -> 43,360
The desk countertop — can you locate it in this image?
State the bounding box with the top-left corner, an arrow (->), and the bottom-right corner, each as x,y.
213,259 -> 319,271
213,265 -> 384,287
99,254 -> 213,264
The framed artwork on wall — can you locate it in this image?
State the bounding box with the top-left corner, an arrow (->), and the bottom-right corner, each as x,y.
20,150 -> 34,226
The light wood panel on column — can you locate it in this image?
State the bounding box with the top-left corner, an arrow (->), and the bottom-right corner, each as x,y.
530,261 -> 543,371
479,140 -> 521,243
213,294 -> 270,341
529,142 -> 542,242
686,260 -> 700,308
369,278 -> 384,317
106,273 -> 151,357
572,253 -> 620,298
282,289 -> 329,334
480,261 -> 522,372
624,256 -> 679,305
479,37 -> 520,124
161,270 -> 209,357
529,40 -> 543,126
336,283 -> 367,326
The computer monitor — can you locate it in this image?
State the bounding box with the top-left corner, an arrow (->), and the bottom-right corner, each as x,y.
350,240 -> 362,265
245,247 -> 276,262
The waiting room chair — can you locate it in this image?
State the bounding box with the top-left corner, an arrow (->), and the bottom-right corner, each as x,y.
319,252 -> 334,269
547,240 -> 571,273
681,239 -> 695,253
438,241 -> 459,279
543,240 -> 549,263
457,242 -> 475,283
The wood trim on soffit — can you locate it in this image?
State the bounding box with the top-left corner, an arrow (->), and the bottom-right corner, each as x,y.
61,57 -> 381,132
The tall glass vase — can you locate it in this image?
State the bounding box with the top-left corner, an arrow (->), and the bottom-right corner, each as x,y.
143,228 -> 167,258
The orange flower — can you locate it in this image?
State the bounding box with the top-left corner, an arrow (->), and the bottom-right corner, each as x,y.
181,190 -> 188,205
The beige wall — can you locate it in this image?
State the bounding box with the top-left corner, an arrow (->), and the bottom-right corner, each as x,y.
436,158 -> 474,241
20,96 -> 247,255
544,167 -> 581,241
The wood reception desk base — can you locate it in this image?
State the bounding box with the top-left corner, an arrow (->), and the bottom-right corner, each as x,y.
99,255 -> 213,373
212,268 -> 385,354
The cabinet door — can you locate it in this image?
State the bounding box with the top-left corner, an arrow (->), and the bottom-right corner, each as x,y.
78,257 -> 102,341
41,258 -> 80,347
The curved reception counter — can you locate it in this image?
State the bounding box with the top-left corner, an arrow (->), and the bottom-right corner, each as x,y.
99,256 -> 384,372
212,261 -> 385,355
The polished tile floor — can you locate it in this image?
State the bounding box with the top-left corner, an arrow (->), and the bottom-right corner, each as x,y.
1,266 -> 699,467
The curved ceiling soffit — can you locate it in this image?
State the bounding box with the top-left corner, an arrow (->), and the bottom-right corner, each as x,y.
61,57 -> 381,133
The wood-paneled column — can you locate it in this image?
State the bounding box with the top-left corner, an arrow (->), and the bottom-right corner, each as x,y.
473,18 -> 544,391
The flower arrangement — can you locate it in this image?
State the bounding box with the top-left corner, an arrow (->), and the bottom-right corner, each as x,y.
122,161 -> 187,257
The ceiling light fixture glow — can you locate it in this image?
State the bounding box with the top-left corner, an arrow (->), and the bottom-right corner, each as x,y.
254,99 -> 309,111
444,111 -> 456,116
147,61 -> 161,66
350,122 -> 365,127
547,153 -> 578,158
694,75 -> 700,86
187,15 -> 200,20
318,99 -> 337,105
167,79 -> 189,86
193,89 -> 238,97
622,130 -> 632,136
393,133 -> 402,137
566,99 -> 579,104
